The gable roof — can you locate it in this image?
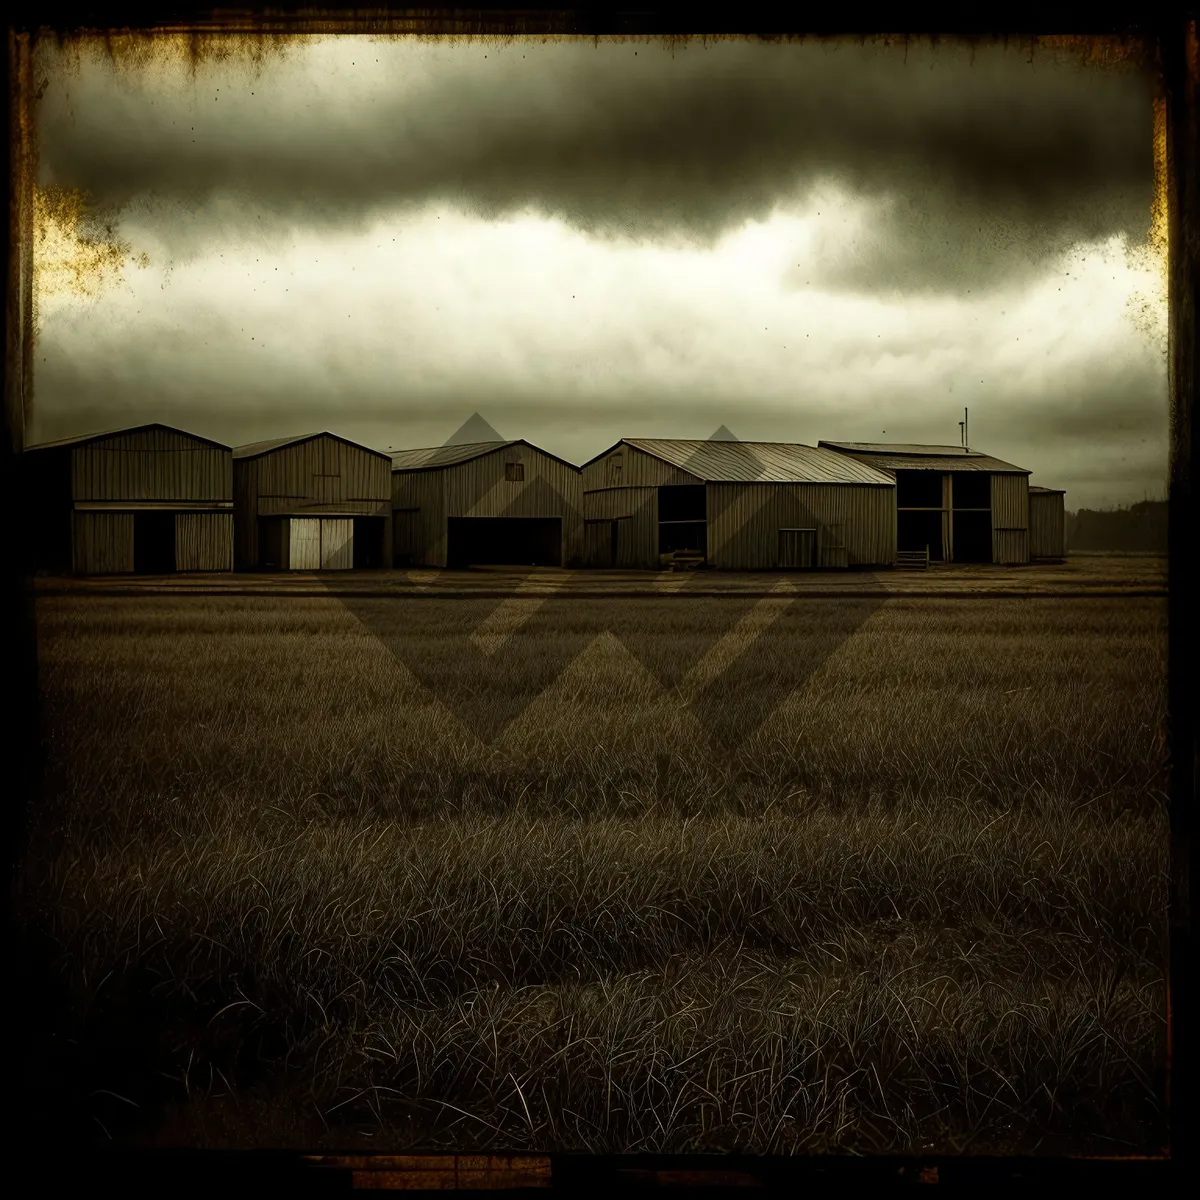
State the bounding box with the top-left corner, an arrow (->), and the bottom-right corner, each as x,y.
818,440 -> 1030,474
584,438 -> 896,486
389,438 -> 579,473
25,422 -> 231,453
232,432 -> 390,462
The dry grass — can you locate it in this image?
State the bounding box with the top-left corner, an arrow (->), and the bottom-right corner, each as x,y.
13,592 -> 1169,1154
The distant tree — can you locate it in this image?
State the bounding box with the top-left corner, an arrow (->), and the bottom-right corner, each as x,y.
1065,500 -> 1167,553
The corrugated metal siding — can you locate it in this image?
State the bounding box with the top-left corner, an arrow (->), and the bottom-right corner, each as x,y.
393,444 -> 583,568
444,445 -> 584,566
991,473 -> 1029,530
289,518 -> 322,570
583,444 -> 704,491
71,428 -> 232,502
392,470 -> 447,567
993,529 -> 1030,565
583,485 -> 656,521
73,511 -> 134,574
990,475 -> 1030,564
1029,491 -> 1066,558
584,521 -> 615,567
247,436 -> 390,511
581,485 -> 659,567
234,434 -> 390,567
176,512 -> 233,571
707,483 -> 895,569
234,462 -> 260,569
321,519 -> 353,570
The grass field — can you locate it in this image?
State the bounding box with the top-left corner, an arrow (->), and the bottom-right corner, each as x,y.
13,584 -> 1169,1155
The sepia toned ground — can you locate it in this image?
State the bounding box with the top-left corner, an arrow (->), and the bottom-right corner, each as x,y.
31,551 -> 1168,598
14,568 -> 1169,1156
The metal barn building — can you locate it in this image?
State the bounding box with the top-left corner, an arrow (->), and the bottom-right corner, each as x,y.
1029,486 -> 1067,560
819,442 -> 1034,565
390,439 -> 584,568
233,433 -> 392,571
23,423 -> 234,574
580,439 -> 897,570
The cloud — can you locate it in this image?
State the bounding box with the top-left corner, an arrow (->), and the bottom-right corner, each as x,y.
29,204 -> 1167,509
35,37 -> 1156,293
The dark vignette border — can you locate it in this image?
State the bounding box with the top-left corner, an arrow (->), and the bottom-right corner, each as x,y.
2,4 -> 1193,1192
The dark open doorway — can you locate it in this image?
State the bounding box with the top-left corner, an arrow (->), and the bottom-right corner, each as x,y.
898,510 -> 944,562
447,517 -> 563,567
134,512 -> 176,573
952,511 -> 993,562
895,470 -> 943,508
353,516 -> 387,568
658,485 -> 706,557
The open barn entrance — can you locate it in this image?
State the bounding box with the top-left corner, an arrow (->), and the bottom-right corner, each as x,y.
951,511 -> 993,562
447,517 -> 563,568
897,510 -> 944,562
133,511 -> 176,573
658,485 -> 707,558
353,517 -> 387,568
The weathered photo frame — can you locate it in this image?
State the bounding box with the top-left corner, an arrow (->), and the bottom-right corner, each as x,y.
3,6 -> 1194,1191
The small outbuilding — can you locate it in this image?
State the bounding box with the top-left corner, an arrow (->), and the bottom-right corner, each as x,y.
819,441 -> 1033,565
23,423 -> 234,574
580,438 -> 897,569
233,432 -> 392,570
1028,485 -> 1067,560
390,439 -> 583,568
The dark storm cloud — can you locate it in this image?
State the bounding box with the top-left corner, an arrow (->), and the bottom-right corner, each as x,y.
31,305 -> 1165,498
36,39 -> 1154,290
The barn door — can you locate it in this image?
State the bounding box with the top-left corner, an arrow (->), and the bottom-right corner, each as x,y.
778,528 -> 816,569
320,518 -> 353,569
394,509 -> 420,566
289,518 -> 322,570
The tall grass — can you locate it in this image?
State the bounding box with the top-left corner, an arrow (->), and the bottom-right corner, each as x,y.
14,593 -> 1169,1153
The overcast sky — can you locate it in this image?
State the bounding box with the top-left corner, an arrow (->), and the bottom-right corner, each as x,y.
31,36 -> 1166,509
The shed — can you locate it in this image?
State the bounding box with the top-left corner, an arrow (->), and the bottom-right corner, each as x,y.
233,433 -> 392,570
819,441 -> 1032,565
23,423 -> 234,574
580,439 -> 897,570
1028,485 -> 1067,560
390,439 -> 583,568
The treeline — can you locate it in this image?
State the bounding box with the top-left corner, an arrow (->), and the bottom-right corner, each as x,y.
1065,499 -> 1167,553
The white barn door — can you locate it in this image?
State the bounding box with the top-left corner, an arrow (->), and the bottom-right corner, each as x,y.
320,518 -> 353,570
289,518 -> 322,570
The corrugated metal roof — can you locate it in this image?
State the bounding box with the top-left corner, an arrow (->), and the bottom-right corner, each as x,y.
819,441 -> 1029,474
389,438 -> 581,474
26,422 -> 231,452
624,439 -> 897,485
389,440 -> 515,470
233,432 -> 390,461
820,440 -> 981,457
1029,485 -> 1066,494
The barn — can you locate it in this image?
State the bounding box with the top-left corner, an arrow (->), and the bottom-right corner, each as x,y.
23,423 -> 234,574
1029,485 -> 1067,560
390,439 -> 584,569
580,439 -> 897,570
819,442 -> 1033,565
233,433 -> 392,571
